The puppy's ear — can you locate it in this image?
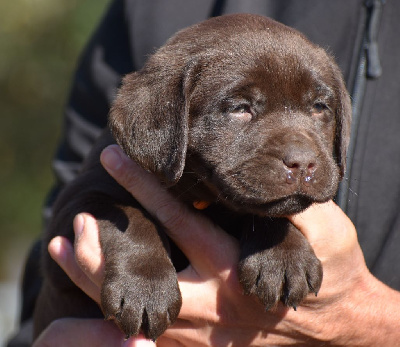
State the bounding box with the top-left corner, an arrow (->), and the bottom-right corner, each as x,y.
334,77 -> 352,179
109,66 -> 188,186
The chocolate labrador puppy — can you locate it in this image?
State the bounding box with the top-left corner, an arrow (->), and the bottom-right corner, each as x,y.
34,14 -> 351,340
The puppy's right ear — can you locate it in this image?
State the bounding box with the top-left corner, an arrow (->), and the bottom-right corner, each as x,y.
109,66 -> 188,186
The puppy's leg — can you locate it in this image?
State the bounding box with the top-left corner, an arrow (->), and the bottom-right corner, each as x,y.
238,217 -> 322,309
35,174 -> 181,340
99,204 -> 181,341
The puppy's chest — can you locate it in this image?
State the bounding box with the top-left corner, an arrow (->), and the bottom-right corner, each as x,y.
203,204 -> 248,240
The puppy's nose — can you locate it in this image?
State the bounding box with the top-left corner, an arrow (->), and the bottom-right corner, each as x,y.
283,147 -> 317,185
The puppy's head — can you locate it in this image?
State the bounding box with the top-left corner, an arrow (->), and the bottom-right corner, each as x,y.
110,14 -> 351,216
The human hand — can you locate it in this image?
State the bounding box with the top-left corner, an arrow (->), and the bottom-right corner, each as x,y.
45,145 -> 400,346
32,317 -> 153,347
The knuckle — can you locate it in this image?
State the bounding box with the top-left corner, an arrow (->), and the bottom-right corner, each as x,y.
155,200 -> 188,232
118,164 -> 144,193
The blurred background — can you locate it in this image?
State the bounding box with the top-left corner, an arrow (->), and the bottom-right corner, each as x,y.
0,0 -> 110,344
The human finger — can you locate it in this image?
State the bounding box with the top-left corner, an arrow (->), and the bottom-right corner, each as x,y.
48,235 -> 101,303
287,200 -> 370,297
33,318 -> 155,347
100,145 -> 239,274
32,318 -> 122,347
287,200 -> 358,255
73,213 -> 105,287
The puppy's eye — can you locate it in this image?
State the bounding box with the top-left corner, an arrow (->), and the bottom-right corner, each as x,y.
229,104 -> 253,121
312,102 -> 329,116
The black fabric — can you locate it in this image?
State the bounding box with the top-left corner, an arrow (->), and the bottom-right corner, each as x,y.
9,0 -> 400,345
347,3 -> 400,285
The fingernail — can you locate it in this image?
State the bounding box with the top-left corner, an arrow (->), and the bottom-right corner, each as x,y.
101,145 -> 123,172
48,237 -> 66,265
73,214 -> 85,238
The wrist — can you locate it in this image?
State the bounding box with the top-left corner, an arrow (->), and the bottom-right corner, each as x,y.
334,271 -> 400,346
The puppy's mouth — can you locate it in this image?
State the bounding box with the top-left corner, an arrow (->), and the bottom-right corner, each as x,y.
205,170 -> 337,216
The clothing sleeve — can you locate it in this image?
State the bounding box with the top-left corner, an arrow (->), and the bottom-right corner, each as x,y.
43,0 -> 135,224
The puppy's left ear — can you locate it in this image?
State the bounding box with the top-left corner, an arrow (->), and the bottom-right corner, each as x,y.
109,64 -> 190,186
334,76 -> 352,179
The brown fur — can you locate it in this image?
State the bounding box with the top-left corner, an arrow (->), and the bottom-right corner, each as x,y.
34,14 -> 351,341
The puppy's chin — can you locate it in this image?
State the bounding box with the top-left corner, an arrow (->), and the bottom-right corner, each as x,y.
221,194 -> 320,217
258,195 -> 315,217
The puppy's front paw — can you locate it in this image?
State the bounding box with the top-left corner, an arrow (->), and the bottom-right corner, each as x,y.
238,220 -> 322,310
238,245 -> 322,309
101,258 -> 181,341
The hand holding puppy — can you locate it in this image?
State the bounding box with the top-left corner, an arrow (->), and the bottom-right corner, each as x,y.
36,145 -> 400,346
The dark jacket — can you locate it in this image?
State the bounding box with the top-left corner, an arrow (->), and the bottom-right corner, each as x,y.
9,0 -> 400,345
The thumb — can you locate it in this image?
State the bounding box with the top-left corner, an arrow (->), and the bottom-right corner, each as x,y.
287,200 -> 359,261
33,319 -> 125,347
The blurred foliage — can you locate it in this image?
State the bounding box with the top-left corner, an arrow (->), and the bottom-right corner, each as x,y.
0,0 -> 110,276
